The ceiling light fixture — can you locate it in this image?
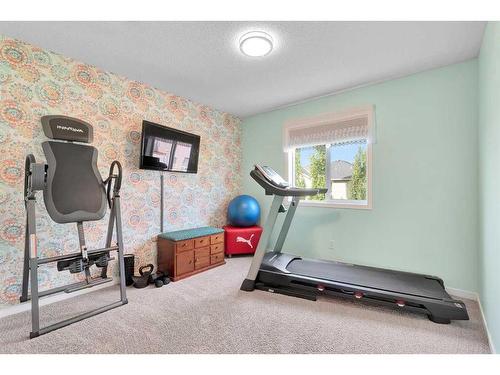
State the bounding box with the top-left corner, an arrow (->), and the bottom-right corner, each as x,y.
239,31 -> 274,57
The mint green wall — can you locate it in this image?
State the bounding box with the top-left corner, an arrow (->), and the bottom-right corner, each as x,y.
478,22 -> 500,352
242,60 -> 478,292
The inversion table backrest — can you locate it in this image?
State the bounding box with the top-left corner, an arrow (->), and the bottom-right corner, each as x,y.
40,115 -> 106,223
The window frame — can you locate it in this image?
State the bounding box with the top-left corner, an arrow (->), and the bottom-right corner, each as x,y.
283,106 -> 373,210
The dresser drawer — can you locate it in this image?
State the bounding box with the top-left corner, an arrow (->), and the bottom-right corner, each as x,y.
210,243 -> 224,255
175,239 -> 194,252
194,236 -> 210,248
210,233 -> 224,244
195,256 -> 210,270
176,250 -> 194,275
195,247 -> 210,258
210,252 -> 224,264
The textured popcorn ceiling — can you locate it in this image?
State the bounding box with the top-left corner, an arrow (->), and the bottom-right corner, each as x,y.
0,21 -> 486,117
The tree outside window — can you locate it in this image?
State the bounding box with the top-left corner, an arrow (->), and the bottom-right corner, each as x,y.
293,141 -> 367,203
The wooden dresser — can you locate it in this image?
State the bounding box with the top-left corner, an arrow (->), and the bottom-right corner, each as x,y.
157,227 -> 225,281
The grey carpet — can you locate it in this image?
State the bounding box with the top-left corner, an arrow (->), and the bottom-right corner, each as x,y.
0,257 -> 490,354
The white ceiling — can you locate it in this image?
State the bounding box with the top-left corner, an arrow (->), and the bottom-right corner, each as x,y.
0,21 -> 486,117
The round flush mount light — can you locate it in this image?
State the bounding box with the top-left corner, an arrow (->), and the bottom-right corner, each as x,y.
239,31 -> 274,57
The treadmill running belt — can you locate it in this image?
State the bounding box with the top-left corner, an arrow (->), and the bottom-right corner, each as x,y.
286,258 -> 451,300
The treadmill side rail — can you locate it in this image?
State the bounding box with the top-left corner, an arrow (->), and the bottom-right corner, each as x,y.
260,252 -> 301,273
257,268 -> 469,323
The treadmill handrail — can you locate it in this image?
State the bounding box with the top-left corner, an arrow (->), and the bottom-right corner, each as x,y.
250,169 -> 327,197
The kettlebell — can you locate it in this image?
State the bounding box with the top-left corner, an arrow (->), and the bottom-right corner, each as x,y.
132,264 -> 154,289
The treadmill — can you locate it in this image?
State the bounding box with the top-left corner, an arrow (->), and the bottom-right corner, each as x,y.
240,165 -> 469,324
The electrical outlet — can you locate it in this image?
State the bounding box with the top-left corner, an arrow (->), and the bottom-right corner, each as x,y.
329,240 -> 335,250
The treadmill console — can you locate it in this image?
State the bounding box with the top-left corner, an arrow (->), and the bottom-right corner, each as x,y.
255,165 -> 289,188
251,164 -> 328,197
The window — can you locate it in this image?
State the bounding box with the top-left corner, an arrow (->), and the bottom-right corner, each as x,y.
151,138 -> 174,167
171,141 -> 193,172
284,106 -> 374,209
147,138 -> 193,172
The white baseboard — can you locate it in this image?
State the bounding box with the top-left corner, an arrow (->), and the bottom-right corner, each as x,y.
446,287 -> 478,301
477,294 -> 497,354
0,279 -> 119,319
445,287 -> 496,354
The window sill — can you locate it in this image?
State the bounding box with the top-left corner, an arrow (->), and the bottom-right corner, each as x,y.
297,199 -> 372,210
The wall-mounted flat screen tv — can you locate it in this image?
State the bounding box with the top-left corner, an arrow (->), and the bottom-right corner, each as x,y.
139,120 -> 201,173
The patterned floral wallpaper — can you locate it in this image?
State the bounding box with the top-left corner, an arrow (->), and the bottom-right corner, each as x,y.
0,35 -> 242,307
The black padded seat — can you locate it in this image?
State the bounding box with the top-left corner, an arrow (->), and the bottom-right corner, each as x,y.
42,141 -> 106,223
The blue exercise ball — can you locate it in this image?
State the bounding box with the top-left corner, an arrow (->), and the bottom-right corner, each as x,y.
227,195 -> 260,227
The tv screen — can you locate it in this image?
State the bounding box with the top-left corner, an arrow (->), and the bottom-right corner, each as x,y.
140,121 -> 201,173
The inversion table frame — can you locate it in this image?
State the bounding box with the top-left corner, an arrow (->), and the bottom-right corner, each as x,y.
21,155 -> 128,338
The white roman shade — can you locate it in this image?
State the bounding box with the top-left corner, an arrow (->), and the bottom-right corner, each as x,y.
283,106 -> 375,150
